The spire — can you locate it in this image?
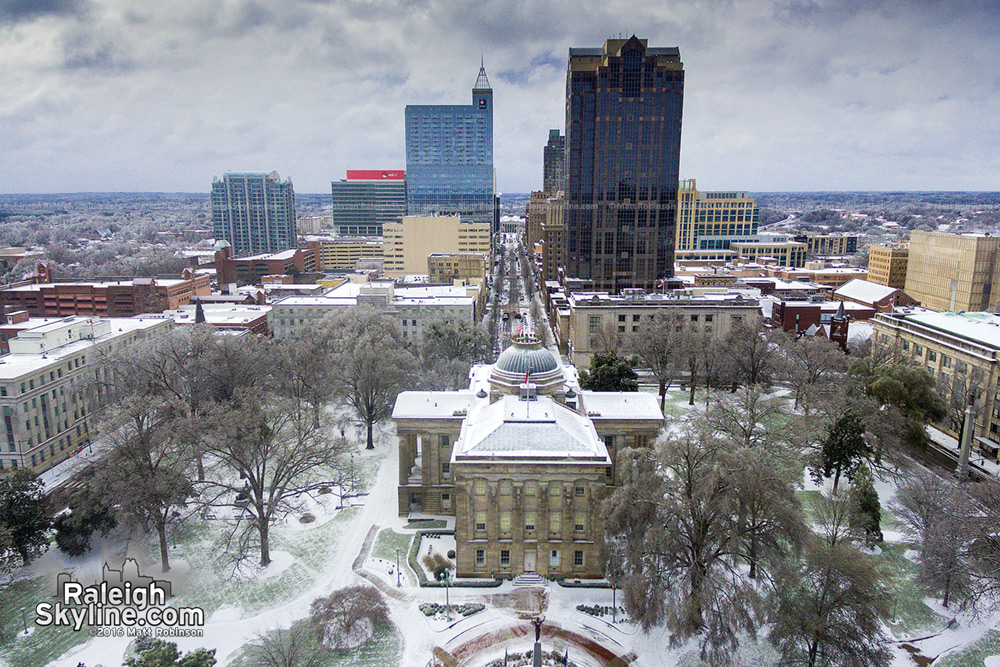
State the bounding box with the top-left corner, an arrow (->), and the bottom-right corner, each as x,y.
195,300 -> 206,324
474,58 -> 491,91
834,300 -> 847,320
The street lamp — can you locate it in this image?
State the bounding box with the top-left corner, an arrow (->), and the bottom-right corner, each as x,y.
396,548 -> 401,587
444,569 -> 452,621
21,607 -> 28,635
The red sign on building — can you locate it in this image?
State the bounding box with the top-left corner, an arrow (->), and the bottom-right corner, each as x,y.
345,170 -> 405,180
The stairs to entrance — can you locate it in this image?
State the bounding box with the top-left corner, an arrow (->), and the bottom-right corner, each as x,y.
512,573 -> 547,588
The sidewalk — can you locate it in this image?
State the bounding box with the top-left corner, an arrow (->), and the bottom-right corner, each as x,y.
925,424 -> 1000,478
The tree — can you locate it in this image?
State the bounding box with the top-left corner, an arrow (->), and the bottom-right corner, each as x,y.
243,623 -> 326,667
625,310 -> 685,411
729,445 -> 806,580
848,463 -> 883,549
53,483 -> 117,557
853,363 -> 947,447
706,385 -> 785,452
97,394 -> 194,572
0,469 -> 51,565
202,393 -> 348,567
309,586 -> 389,650
602,428 -> 764,662
775,333 -> 848,413
579,351 -> 638,392
815,413 -> 871,493
769,539 -> 891,667
124,639 -> 216,667
719,318 -> 776,389
893,470 -> 978,608
323,307 -> 415,450
418,315 -> 493,390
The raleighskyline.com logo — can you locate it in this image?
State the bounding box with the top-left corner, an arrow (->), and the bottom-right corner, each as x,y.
35,559 -> 204,637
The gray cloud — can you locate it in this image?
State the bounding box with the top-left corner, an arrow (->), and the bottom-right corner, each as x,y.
0,0 -> 86,24
0,0 -> 998,193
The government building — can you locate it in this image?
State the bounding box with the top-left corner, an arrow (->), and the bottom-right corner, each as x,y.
392,335 -> 663,579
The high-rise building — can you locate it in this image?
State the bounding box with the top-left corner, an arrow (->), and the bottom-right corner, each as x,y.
675,179 -> 759,261
211,172 -> 296,257
543,129 -> 565,194
404,65 -> 495,230
565,36 -> 684,293
330,170 -> 407,236
904,231 -> 1000,312
867,244 -> 909,289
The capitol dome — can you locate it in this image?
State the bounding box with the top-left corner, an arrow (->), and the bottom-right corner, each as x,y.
489,335 -> 565,395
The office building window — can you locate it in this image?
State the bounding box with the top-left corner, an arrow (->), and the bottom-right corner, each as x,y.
524,512 -> 536,532
550,550 -> 560,567
475,511 -> 487,531
500,550 -> 510,567
549,511 -> 561,533
574,550 -> 584,567
500,511 -> 511,534
574,512 -> 586,532
475,549 -> 485,566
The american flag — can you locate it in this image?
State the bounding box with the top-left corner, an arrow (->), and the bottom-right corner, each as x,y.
515,321 -> 524,336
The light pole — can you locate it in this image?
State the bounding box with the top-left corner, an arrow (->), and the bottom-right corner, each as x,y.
21,607 -> 28,635
444,569 -> 451,621
396,548 -> 401,587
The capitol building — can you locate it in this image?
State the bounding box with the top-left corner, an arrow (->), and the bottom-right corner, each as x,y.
392,335 -> 663,579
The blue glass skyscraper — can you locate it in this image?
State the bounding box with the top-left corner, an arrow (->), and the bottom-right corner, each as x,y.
405,65 -> 496,231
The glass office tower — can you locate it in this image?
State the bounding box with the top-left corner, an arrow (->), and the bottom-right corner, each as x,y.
565,37 -> 684,292
211,171 -> 296,257
543,129 -> 565,195
405,65 -> 495,230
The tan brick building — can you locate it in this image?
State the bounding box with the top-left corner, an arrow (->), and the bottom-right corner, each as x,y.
383,215 -> 491,277
867,244 -> 909,289
392,336 -> 662,579
904,232 -> 1000,312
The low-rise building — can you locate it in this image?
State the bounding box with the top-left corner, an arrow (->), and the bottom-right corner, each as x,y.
214,244 -> 321,286
0,316 -> 173,474
302,236 -> 384,272
562,289 -> 762,367
873,310 -> 1000,460
0,272 -> 211,318
731,240 -> 808,268
144,304 -> 271,336
393,335 -> 663,579
270,281 -> 482,341
427,253 -> 488,286
833,278 -> 917,313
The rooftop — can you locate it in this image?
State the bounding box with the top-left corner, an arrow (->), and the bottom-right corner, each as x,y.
455,395 -> 610,463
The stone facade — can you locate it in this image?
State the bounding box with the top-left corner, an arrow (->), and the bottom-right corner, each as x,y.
392,336 -> 663,579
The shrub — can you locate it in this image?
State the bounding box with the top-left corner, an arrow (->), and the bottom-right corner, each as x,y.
447,549 -> 456,559
299,513 -> 316,524
310,586 -> 389,650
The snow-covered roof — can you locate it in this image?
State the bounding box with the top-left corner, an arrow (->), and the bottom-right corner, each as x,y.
898,311 -> 1000,350
579,392 -> 663,421
392,391 -> 477,420
454,395 -> 610,463
834,279 -> 897,305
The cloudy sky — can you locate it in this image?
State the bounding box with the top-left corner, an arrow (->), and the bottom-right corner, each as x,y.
1,0 -> 998,194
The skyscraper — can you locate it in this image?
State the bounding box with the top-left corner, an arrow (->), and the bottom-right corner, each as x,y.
404,64 -> 496,231
675,179 -> 759,261
211,171 -> 296,257
331,170 -> 407,236
565,37 -> 684,293
543,129 -> 565,194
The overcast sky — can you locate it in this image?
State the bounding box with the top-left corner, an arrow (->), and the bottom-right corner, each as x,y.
1,0 -> 998,194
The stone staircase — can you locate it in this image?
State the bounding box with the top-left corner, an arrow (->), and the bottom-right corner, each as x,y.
512,573 -> 547,588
